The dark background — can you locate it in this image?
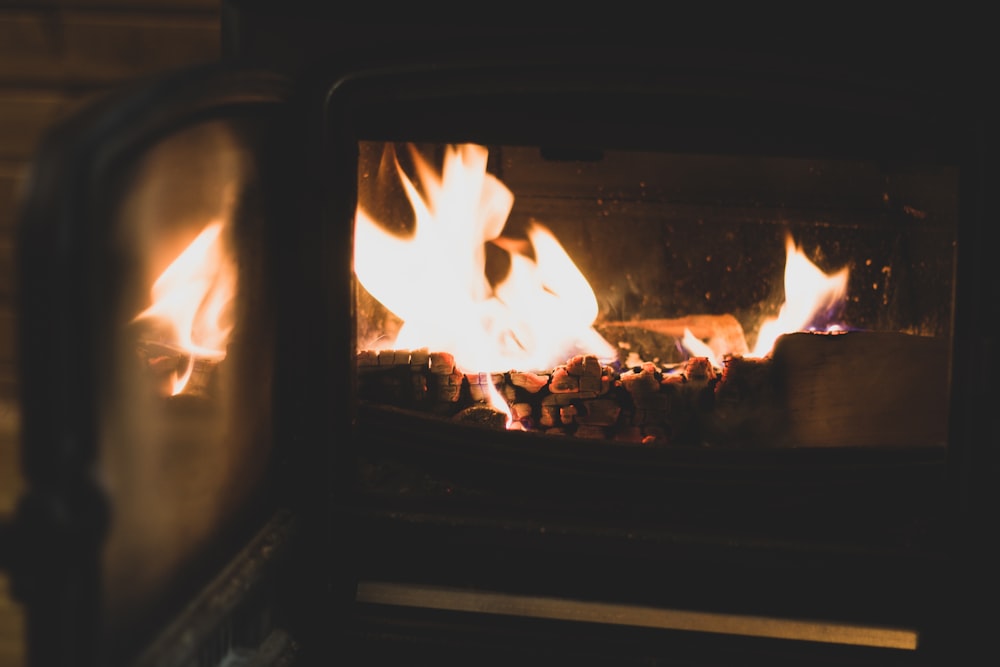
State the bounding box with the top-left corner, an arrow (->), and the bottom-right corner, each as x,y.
0,2 -> 221,665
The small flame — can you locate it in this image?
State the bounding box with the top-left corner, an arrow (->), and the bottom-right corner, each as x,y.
682,328 -> 721,367
485,379 -> 514,429
750,234 -> 849,357
354,143 -> 615,374
133,220 -> 237,394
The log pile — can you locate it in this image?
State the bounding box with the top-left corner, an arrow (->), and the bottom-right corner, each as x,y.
359,346 -> 724,446
357,330 -> 950,448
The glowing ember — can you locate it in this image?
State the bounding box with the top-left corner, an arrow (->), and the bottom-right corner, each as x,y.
354,143 -> 616,374
133,220 -> 237,395
750,234 -> 849,357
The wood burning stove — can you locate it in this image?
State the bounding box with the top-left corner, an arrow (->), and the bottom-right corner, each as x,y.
1,13 -> 995,667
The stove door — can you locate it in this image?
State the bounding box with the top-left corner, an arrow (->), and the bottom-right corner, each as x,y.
321,47 -> 994,667
10,64 -> 313,667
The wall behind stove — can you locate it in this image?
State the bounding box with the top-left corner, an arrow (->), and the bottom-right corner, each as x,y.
0,2 -> 221,665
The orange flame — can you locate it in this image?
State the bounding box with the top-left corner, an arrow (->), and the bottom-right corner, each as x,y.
485,379 -> 514,428
680,234 -> 849,363
354,143 -> 615,374
682,328 -> 720,366
133,220 -> 237,394
750,234 -> 849,357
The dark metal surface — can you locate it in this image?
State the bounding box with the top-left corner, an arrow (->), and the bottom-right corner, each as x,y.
131,510 -> 298,667
313,29 -> 992,667
7,9 -> 993,666
13,63 -> 297,667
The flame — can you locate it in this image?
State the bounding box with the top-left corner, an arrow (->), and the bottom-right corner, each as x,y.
682,328 -> 721,367
485,379 -> 514,428
354,143 -> 615,374
749,234 -> 849,357
679,234 -> 849,363
133,220 -> 237,394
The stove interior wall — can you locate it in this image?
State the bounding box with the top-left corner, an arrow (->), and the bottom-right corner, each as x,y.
500,146 -> 957,347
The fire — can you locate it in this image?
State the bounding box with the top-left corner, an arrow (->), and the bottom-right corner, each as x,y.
749,234 -> 849,357
682,328 -> 719,363
355,142 -> 852,429
133,220 -> 237,395
354,143 -> 616,374
485,379 -> 514,428
681,234 -> 849,364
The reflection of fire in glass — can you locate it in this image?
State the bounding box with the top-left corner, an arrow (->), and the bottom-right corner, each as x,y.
133,220 -> 237,396
355,142 -> 948,447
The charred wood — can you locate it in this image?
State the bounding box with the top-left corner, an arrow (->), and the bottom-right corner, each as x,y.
356,330 -> 950,449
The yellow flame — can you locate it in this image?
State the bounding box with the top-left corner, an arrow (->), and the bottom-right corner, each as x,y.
133,220 -> 236,394
485,379 -> 514,429
682,328 -> 721,367
750,234 -> 849,357
354,143 -> 615,374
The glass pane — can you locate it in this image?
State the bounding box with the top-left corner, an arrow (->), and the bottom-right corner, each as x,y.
355,141 -> 955,449
98,118 -> 275,645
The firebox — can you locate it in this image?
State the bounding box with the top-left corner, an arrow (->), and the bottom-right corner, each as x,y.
3,14 -> 995,667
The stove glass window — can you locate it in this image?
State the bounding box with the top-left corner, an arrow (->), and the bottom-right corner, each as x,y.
354,140 -> 956,449
98,118 -> 276,646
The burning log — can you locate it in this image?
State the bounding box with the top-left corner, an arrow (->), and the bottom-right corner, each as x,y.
770,331 -> 949,448
575,399 -> 621,427
452,405 -> 507,430
466,372 -> 505,402
357,330 -> 949,449
548,368 -> 580,394
618,357 -> 717,446
598,314 -> 749,363
357,349 -> 431,406
409,348 -> 430,370
509,371 -> 549,393
428,352 -> 463,407
707,331 -> 950,447
705,353 -> 779,446
429,351 -> 456,375
538,395 -> 567,428
511,402 -> 532,421
356,349 -> 719,446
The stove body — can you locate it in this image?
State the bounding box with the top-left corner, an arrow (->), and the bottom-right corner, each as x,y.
5,14 -> 996,667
